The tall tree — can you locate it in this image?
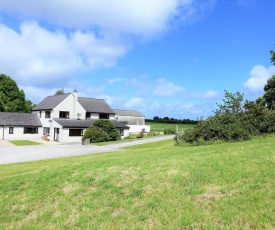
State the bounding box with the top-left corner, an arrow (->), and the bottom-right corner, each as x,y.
0,73 -> 33,113
262,47 -> 275,109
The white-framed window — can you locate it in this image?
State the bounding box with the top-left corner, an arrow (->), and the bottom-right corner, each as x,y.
59,111 -> 69,118
45,110 -> 51,118
69,129 -> 83,136
24,127 -> 38,134
43,127 -> 50,135
9,127 -> 14,134
120,129 -> 124,136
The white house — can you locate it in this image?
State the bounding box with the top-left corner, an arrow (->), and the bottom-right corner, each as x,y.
0,91 -> 149,143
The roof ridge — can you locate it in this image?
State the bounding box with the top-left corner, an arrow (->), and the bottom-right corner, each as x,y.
78,97 -> 104,100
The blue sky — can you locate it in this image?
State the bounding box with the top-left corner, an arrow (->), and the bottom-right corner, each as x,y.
0,0 -> 275,119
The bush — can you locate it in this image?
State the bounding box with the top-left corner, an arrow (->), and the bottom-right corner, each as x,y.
82,126 -> 109,143
93,119 -> 121,141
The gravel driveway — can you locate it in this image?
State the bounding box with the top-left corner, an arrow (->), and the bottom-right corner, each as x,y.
0,135 -> 174,165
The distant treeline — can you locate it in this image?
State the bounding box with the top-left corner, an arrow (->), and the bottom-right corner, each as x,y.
146,117 -> 198,124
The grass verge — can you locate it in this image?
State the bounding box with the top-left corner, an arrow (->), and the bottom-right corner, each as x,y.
1,136 -> 275,229
8,140 -> 41,146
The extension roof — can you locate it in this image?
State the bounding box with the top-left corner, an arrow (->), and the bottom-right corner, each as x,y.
0,112 -> 42,127
32,93 -> 70,111
78,97 -> 115,114
54,118 -> 129,129
113,109 -> 144,117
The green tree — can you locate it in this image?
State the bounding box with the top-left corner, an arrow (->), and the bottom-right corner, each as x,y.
55,89 -> 64,95
0,73 -> 33,113
270,49 -> 275,66
215,90 -> 244,115
263,75 -> 275,109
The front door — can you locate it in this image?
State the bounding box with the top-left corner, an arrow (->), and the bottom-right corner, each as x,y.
54,128 -> 60,142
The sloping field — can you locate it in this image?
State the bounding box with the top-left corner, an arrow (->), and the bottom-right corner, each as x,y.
1,136 -> 274,229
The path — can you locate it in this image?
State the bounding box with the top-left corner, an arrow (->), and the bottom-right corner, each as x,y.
0,135 -> 174,165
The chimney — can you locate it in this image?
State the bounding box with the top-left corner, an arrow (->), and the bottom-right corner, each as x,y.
72,90 -> 78,118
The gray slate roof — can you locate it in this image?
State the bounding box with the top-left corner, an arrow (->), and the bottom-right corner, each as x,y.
32,93 -> 70,111
0,112 -> 42,127
54,118 -> 129,129
78,97 -> 115,114
113,109 -> 144,117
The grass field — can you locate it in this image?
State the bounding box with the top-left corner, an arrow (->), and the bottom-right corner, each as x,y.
1,136 -> 275,229
146,121 -> 195,132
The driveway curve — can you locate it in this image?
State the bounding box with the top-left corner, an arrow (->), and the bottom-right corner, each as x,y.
0,135 -> 174,165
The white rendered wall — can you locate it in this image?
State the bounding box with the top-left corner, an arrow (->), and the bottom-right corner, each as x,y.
60,128 -> 86,143
128,125 -> 150,134
52,94 -> 86,119
0,126 -> 42,140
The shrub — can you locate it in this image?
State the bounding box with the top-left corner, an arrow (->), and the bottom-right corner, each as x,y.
93,119 -> 121,141
82,126 -> 109,143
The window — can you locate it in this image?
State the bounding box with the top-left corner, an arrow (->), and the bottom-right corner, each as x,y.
69,129 -> 83,136
24,127 -> 38,134
43,127 -> 50,135
9,127 -> 14,134
99,113 -> 109,119
59,111 -> 69,118
86,112 -> 91,119
120,129 -> 124,136
45,110 -> 51,118
39,111 -> 42,118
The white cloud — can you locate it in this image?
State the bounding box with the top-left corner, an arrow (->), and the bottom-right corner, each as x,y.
0,0 -> 216,38
244,65 -> 275,92
0,21 -> 127,86
125,97 -> 146,108
153,78 -> 185,97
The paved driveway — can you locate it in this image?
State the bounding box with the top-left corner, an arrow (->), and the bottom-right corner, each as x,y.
0,135 -> 174,165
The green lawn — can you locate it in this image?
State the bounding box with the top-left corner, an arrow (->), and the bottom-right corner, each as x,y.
146,121 -> 195,132
9,140 -> 41,146
1,136 -> 275,229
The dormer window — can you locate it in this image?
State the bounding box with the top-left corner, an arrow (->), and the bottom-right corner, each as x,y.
45,110 -> 51,118
59,111 -> 69,119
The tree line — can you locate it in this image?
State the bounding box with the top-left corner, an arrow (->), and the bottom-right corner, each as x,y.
146,117 -> 198,124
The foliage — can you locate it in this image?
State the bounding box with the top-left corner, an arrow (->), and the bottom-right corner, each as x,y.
93,119 -> 121,141
82,126 -> 109,143
0,74 -> 34,113
1,137 -> 275,229
147,117 -> 198,125
270,48 -> 275,66
215,90 -> 244,115
181,88 -> 275,145
82,120 -> 121,143
263,75 -> 275,109
55,89 -> 64,95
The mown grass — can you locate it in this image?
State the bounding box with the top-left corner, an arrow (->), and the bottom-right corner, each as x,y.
146,121 -> 195,132
1,136 -> 275,229
9,140 -> 41,146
